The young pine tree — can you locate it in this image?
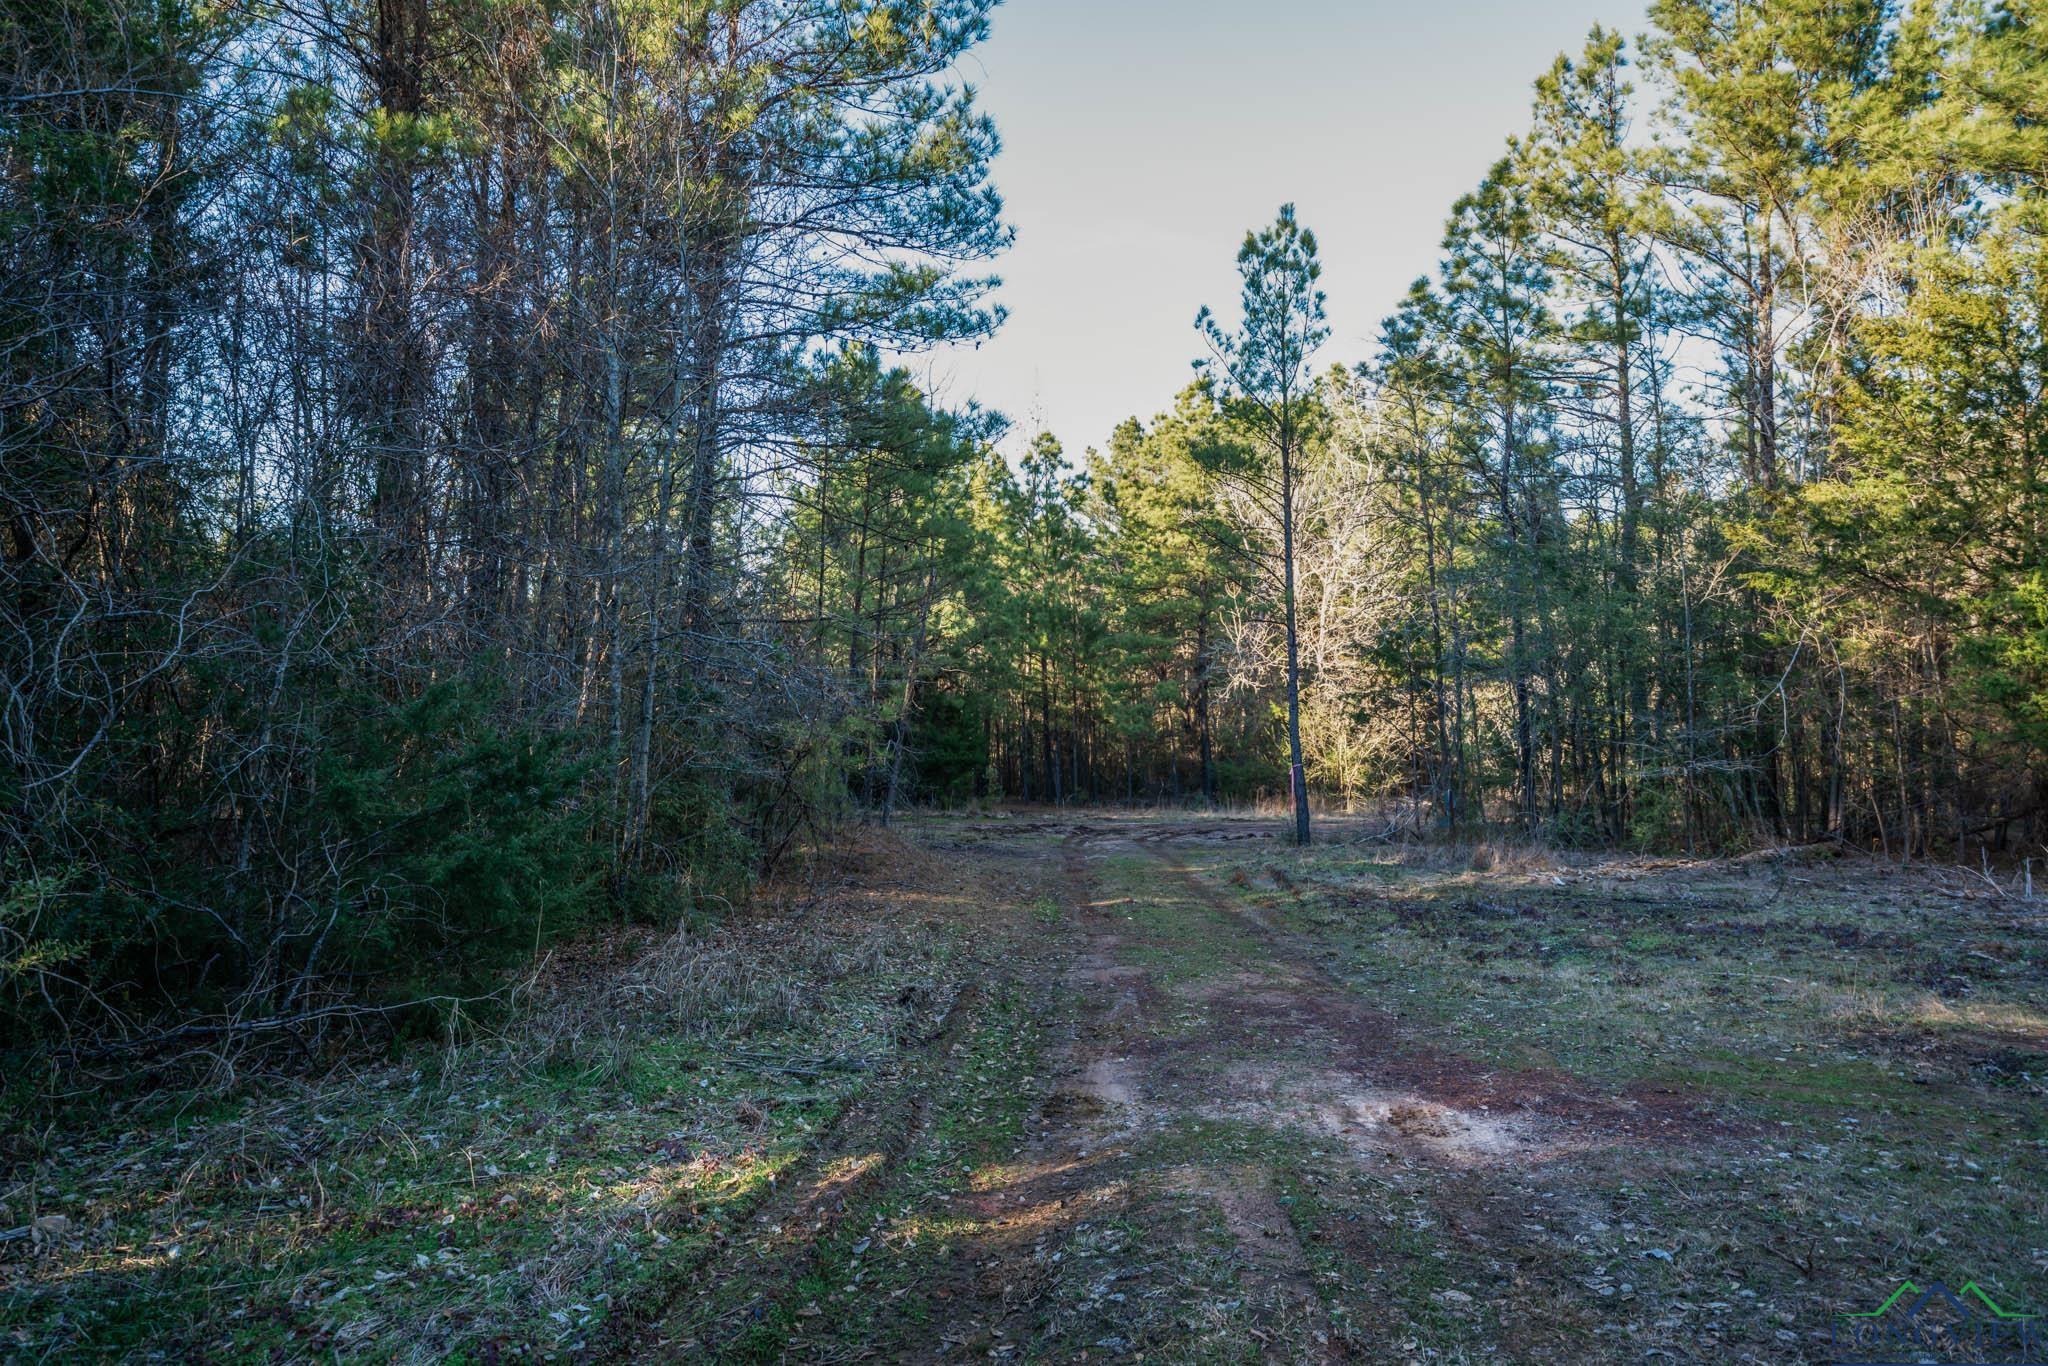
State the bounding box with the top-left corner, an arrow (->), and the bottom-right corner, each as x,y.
1195,205 -> 1329,845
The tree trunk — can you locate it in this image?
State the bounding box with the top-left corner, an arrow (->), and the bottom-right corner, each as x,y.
1195,602 -> 1216,806
1281,430 -> 1311,846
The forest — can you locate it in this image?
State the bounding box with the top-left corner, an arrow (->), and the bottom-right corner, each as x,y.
5,0 -> 2048,1061
8,0 -> 2039,1056
8,0 -> 2048,1359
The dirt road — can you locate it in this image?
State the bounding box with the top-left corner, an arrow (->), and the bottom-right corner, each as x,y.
633,816 -> 1809,1361
17,813 -> 2043,1361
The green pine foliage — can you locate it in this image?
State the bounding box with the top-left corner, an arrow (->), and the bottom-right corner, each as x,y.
308,678 -> 599,995
7,0 -> 2048,1065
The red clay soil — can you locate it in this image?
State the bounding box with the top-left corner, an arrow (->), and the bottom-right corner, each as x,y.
1135,843 -> 1731,1150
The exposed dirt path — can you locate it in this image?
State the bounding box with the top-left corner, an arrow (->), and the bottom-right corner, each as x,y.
631,815 -> 1717,1361
879,828 -> 1341,1361
1133,839 -> 1713,1159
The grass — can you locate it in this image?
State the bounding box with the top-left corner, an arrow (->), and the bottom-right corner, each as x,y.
1185,835 -> 2048,1356
13,814 -> 2048,1362
702,983 -> 1050,1360
1,885 -> 972,1361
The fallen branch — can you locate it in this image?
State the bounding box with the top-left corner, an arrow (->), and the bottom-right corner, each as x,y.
715,1049 -> 871,1081
61,993 -> 492,1063
1758,1238 -> 1817,1278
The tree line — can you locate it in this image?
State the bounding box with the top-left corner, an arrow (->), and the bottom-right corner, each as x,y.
1,0 -> 1014,1047
5,0 -> 2046,1051
951,1 -> 2048,864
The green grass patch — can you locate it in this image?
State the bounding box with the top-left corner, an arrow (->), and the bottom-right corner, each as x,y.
1,912 -> 966,1359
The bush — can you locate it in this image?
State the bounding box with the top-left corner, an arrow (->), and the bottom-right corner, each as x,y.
1,669 -> 600,1051
310,676 -> 599,998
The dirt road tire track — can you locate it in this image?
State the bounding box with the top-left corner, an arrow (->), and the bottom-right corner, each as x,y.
601,983 -> 983,1358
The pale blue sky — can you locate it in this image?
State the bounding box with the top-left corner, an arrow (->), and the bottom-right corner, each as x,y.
923,0 -> 1639,455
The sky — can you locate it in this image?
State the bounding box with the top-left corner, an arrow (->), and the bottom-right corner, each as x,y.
919,0 -> 1641,458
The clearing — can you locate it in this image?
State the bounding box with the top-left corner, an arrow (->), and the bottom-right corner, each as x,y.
6,814 -> 2046,1362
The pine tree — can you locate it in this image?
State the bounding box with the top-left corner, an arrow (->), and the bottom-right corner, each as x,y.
1195,206 -> 1329,845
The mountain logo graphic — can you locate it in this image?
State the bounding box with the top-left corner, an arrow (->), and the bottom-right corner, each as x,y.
1843,1281 -> 2038,1322
1830,1279 -> 2045,1365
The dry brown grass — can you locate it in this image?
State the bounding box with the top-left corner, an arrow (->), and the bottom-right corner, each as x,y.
626,934 -> 813,1039
1389,836 -> 1561,876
